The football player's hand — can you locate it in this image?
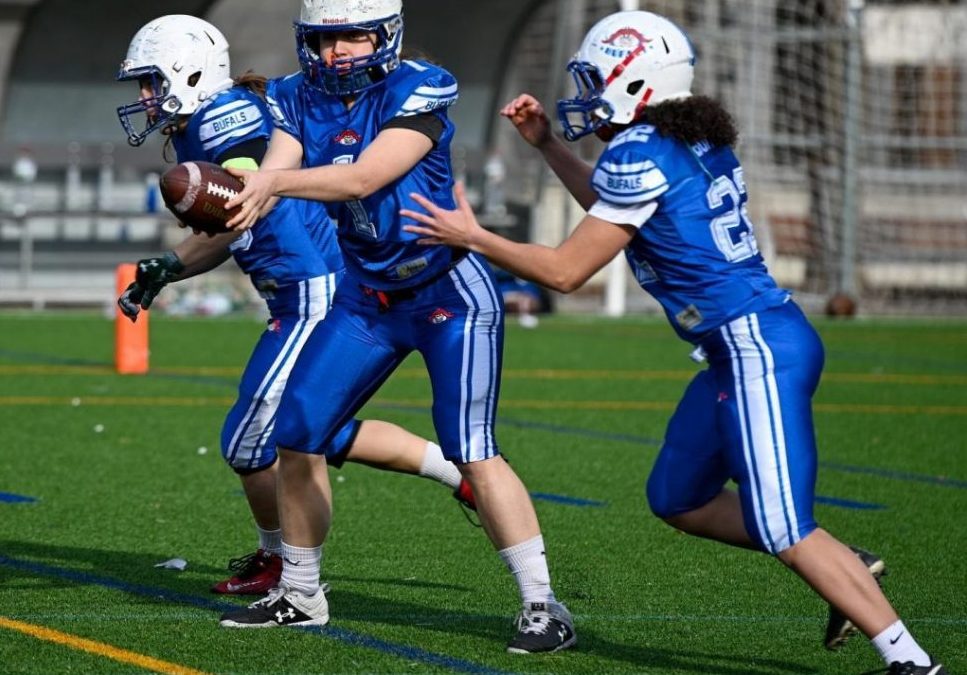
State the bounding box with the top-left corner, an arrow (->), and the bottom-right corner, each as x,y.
117,252 -> 184,321
401,183 -> 484,249
500,94 -> 552,149
223,168 -> 277,231
117,282 -> 146,321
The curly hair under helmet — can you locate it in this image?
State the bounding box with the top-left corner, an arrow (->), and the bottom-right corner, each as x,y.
638,95 -> 738,148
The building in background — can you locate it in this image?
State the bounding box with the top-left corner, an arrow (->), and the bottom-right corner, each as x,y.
0,0 -> 964,314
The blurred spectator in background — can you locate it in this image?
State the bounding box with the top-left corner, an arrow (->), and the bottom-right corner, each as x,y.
494,266 -> 544,329
12,146 -> 37,217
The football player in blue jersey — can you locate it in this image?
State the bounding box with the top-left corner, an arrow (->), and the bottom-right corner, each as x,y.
402,10 -> 946,674
114,14 -> 477,600
216,0 -> 576,653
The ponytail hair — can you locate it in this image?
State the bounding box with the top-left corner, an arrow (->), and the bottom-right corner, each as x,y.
233,70 -> 268,99
638,95 -> 739,148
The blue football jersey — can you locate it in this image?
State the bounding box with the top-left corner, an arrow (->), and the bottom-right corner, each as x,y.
588,124 -> 790,342
267,61 -> 459,290
172,86 -> 342,289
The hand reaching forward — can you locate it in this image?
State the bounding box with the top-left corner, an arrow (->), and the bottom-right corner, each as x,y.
500,94 -> 552,149
401,183 -> 485,249
223,167 -> 279,231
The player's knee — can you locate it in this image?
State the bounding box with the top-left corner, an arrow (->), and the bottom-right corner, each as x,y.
232,455 -> 278,477
769,522 -> 820,559
222,446 -> 278,474
645,470 -> 678,520
220,428 -> 277,473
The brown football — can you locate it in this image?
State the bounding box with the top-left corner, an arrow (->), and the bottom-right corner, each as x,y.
159,161 -> 243,234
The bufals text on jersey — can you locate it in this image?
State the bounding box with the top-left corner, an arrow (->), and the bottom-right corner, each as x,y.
588,124 -> 790,343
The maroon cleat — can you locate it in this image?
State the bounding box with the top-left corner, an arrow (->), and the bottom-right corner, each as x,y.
452,478 -> 481,527
211,549 -> 282,595
453,478 -> 477,511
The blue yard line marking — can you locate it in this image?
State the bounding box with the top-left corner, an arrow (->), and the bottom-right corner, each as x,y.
0,349 -> 108,367
375,402 -> 667,446
238,485 -> 605,510
501,417 -> 666,446
820,461 -> 967,490
6,351 -> 963,494
0,492 -> 37,504
814,495 -> 886,510
375,403 -> 967,492
0,555 -> 508,675
530,492 -> 608,507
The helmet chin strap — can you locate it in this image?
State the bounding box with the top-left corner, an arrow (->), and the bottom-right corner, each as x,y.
632,87 -> 655,119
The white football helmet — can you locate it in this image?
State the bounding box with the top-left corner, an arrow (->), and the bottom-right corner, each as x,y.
117,15 -> 233,146
557,11 -> 696,141
296,0 -> 404,96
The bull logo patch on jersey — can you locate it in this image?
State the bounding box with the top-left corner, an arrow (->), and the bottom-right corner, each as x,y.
393,256 -> 428,280
428,308 -> 454,325
600,28 -> 652,59
334,129 -> 361,146
675,304 -> 704,331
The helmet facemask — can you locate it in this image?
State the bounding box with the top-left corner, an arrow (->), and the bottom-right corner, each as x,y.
295,0 -> 404,97
116,15 -> 233,147
116,66 -> 182,147
556,11 -> 696,142
557,61 -> 614,142
295,15 -> 403,97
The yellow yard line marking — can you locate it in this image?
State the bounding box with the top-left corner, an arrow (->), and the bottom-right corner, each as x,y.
0,396 -> 235,406
821,372 -> 967,386
0,396 -> 964,416
2,364 -> 966,386
0,616 -> 211,675
0,365 -> 116,375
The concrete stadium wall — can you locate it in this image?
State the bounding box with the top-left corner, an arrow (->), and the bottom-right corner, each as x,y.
0,0 -> 544,166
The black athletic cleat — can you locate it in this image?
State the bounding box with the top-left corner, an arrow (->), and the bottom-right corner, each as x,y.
219,585 -> 329,628
825,546 -> 886,650
873,659 -> 948,675
506,601 -> 576,654
890,661 -> 947,675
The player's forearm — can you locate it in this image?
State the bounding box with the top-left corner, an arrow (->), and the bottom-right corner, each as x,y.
539,136 -> 597,211
270,164 -> 374,202
171,231 -> 237,280
469,228 -> 583,294
269,129 -> 429,203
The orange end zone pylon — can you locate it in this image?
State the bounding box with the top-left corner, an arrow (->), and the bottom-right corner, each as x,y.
114,264 -> 149,374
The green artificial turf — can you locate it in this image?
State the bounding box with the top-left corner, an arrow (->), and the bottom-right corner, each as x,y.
0,312 -> 964,674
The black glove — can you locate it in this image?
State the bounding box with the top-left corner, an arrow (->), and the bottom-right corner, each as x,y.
117,251 -> 185,322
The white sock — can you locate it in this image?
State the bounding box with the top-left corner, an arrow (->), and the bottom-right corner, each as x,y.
418,442 -> 461,489
872,620 -> 931,667
257,526 -> 282,556
280,542 -> 322,596
498,535 -> 556,606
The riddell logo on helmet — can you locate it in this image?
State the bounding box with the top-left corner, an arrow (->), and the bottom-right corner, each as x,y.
600,28 -> 651,58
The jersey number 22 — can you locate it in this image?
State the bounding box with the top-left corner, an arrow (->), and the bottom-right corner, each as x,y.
706,168 -> 759,263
